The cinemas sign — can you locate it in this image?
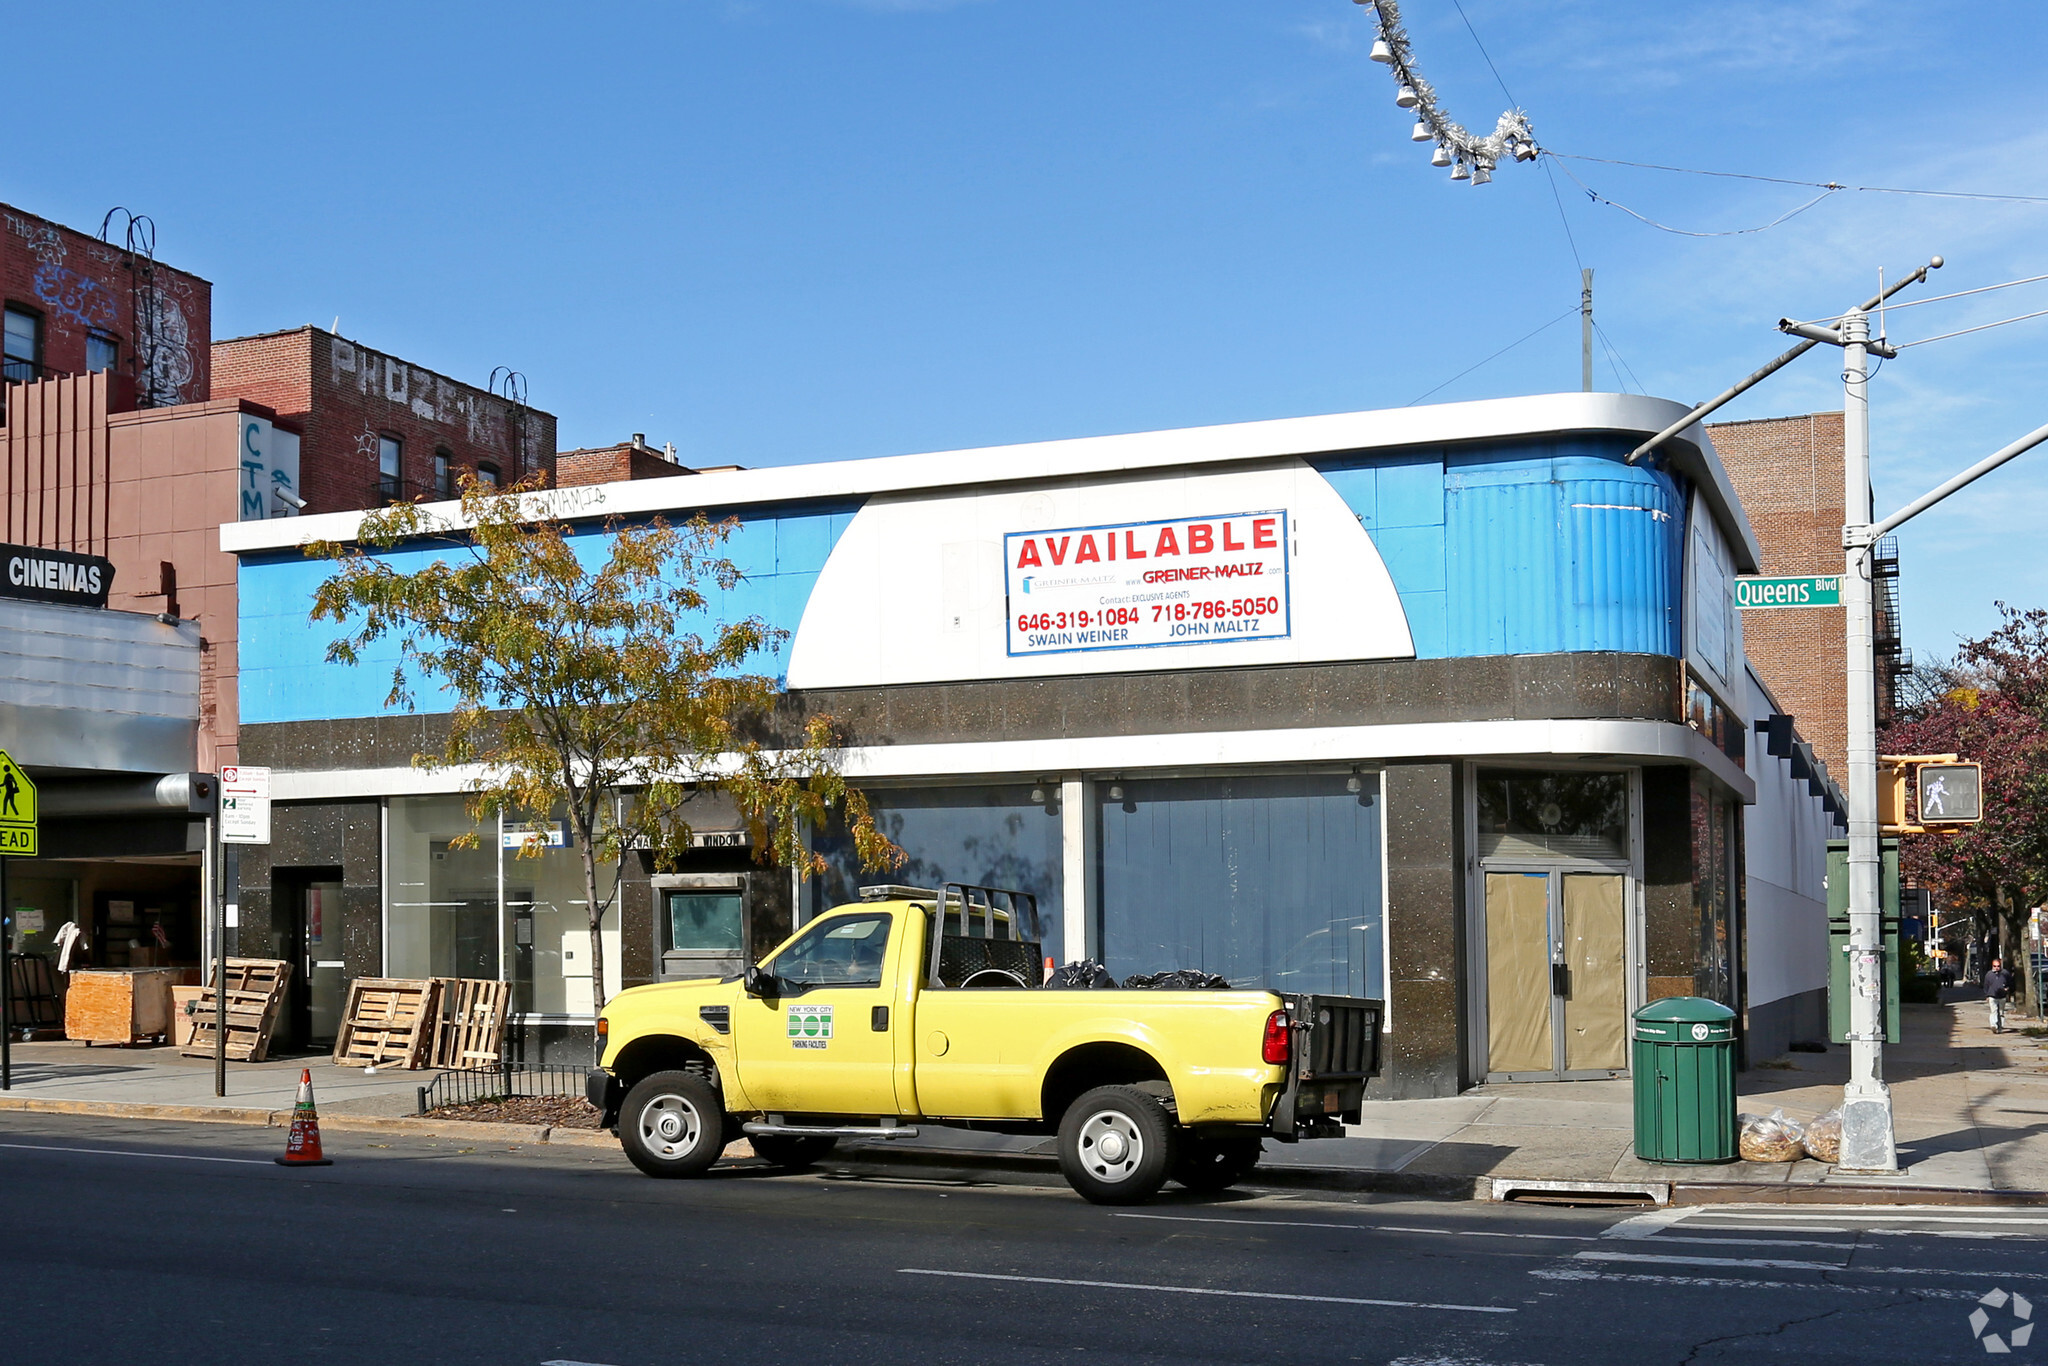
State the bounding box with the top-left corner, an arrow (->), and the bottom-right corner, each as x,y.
1003,510 -> 1291,658
0,542 -> 114,609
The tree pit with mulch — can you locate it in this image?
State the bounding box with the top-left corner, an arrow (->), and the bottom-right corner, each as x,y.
423,1094 -> 604,1128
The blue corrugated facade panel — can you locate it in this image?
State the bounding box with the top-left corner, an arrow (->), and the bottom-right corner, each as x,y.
238,434 -> 1689,723
1310,435 -> 1684,660
238,501 -> 861,725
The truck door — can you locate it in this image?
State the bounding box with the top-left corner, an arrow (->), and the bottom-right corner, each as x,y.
730,909 -> 904,1117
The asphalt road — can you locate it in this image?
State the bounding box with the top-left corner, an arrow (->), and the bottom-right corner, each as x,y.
1,1113 -> 2039,1366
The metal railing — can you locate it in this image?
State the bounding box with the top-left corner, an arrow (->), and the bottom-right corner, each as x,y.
415,1062 -> 587,1115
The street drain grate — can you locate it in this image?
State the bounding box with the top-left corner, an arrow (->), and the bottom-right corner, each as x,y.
1491,1178 -> 1669,1207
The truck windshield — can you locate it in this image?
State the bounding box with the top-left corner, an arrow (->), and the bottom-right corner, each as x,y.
768,912 -> 893,988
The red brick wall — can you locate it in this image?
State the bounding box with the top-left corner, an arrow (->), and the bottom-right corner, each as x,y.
2,203 -> 211,407
556,442 -> 692,487
1708,412 -> 1849,774
211,328 -> 556,514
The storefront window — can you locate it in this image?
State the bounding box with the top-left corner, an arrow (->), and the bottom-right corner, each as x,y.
1096,771 -> 1384,996
807,783 -> 1066,958
1475,769 -> 1629,861
664,890 -> 745,954
1691,774 -> 1737,1005
505,828 -> 618,1016
386,796 -> 619,1016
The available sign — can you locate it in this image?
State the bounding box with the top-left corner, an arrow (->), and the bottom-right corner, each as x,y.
1004,511 -> 1290,658
1735,574 -> 1841,609
219,765 -> 271,845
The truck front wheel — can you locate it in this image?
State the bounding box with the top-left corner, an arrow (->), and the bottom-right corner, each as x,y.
620,1070 -> 725,1178
1058,1085 -> 1176,1205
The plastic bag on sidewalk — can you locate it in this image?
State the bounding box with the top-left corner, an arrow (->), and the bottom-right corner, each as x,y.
1802,1108 -> 1843,1164
1046,959 -> 1117,989
1737,1108 -> 1807,1162
1120,969 -> 1232,989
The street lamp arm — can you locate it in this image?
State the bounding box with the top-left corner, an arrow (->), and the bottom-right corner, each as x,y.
1625,257 -> 1942,466
1866,417 -> 2048,542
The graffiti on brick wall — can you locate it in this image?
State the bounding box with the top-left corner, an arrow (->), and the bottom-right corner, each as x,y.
140,289 -> 196,405
4,212 -> 203,403
331,337 -> 541,468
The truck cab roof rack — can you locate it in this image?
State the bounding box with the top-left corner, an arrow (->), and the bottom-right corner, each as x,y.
857,885 -> 940,902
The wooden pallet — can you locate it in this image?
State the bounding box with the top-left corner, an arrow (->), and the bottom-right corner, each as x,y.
332,978 -> 443,1069
432,978 -> 511,1070
181,958 -> 293,1062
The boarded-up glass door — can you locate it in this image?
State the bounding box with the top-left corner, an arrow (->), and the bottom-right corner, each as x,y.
1483,869 -> 1628,1079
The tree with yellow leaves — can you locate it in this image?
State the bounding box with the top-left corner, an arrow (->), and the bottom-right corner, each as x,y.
310,474 -> 900,1010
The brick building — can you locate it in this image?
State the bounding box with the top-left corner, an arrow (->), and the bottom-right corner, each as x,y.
2,202 -> 211,417
1708,411 -> 1906,777
212,328 -> 555,513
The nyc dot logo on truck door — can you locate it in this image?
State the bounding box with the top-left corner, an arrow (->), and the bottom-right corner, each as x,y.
788,1004 -> 833,1049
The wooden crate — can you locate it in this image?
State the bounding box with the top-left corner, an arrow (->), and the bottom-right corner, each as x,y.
431,978 -> 511,1069
181,959 -> 292,1062
64,969 -> 180,1045
333,978 -> 443,1069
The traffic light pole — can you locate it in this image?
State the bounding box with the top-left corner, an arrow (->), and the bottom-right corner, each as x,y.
1836,310 -> 1894,1170
1781,299 -> 2048,1168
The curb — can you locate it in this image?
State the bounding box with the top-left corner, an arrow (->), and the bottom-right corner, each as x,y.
831,1143 -> 1485,1200
4,1101 -> 2040,1205
1671,1182 -> 2048,1208
0,1097 -> 280,1127
0,1096 -> 625,1150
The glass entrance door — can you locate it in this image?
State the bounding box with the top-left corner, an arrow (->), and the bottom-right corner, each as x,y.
1482,869 -> 1629,1080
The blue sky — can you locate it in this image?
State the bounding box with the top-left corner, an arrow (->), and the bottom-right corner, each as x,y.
7,0 -> 2045,661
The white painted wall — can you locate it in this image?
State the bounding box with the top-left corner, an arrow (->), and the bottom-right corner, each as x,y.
786,459 -> 1413,688
1742,662 -> 1832,1007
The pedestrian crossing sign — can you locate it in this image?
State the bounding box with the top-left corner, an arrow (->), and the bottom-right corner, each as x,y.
0,750 -> 36,856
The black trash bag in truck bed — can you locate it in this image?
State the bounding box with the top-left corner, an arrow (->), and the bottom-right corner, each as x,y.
1120,969 -> 1232,989
1046,959 -> 1118,989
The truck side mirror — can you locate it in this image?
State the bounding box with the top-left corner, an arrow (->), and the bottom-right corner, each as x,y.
743,964 -> 772,998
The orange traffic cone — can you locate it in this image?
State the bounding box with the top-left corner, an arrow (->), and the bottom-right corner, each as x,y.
275,1067 -> 334,1167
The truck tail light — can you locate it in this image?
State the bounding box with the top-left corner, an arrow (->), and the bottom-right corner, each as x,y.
1262,1010 -> 1291,1065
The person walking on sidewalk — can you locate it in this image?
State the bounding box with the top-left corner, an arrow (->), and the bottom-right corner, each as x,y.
1983,957 -> 2013,1033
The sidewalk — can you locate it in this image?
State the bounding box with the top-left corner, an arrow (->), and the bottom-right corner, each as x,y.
1,996 -> 2042,1200
836,993 -> 2048,1202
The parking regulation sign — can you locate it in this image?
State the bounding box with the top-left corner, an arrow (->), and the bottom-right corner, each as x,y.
220,765 -> 272,845
0,750 -> 35,856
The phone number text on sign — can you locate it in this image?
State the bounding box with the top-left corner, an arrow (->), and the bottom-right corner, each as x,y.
1004,511 -> 1290,658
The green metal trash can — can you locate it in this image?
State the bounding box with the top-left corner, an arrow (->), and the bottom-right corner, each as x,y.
1631,997 -> 1738,1163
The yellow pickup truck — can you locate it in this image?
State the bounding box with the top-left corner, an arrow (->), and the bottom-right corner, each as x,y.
587,883 -> 1381,1203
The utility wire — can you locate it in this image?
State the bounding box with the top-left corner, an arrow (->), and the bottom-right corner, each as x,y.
1550,151 -> 2048,206
1789,272 -> 2048,324
1450,0 -> 1518,106
1541,157 -> 1586,274
1406,307 -> 1578,407
1594,322 -> 1646,394
1897,306 -> 2048,349
1550,157 -> 1838,236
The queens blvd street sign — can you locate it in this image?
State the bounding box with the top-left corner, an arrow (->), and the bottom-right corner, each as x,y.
1736,575 -> 1842,609
0,750 -> 36,856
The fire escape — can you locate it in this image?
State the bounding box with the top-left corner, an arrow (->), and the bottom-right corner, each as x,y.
1872,534 -> 1909,722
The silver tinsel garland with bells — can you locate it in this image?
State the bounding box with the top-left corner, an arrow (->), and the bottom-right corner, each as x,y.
1355,0 -> 1538,184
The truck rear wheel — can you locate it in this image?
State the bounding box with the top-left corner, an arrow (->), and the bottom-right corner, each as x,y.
749,1135 -> 838,1169
620,1070 -> 724,1178
1058,1085 -> 1176,1205
1172,1132 -> 1263,1192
